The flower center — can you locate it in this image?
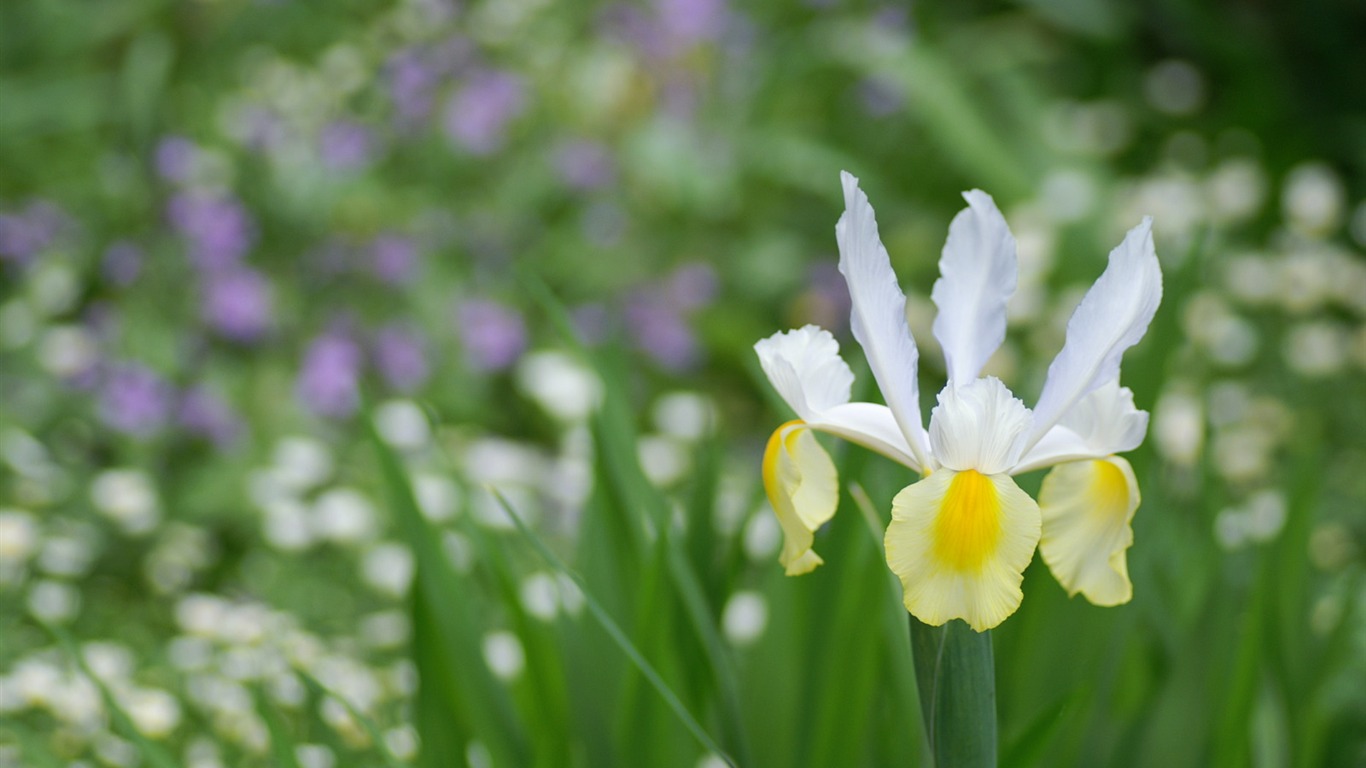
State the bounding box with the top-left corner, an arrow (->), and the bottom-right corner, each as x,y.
932,469 -> 1001,571
1087,460 -> 1129,521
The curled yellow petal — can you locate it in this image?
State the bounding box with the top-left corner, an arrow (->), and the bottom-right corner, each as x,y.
885,469 -> 1040,631
762,420 -> 839,575
1038,455 -> 1139,606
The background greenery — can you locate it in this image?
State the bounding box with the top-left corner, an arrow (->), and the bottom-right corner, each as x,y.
1,0 -> 1365,766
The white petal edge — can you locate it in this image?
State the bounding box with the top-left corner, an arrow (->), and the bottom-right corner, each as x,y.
763,422 -> 839,576
1038,455 -> 1139,606
1012,379 -> 1148,474
836,171 -> 932,469
931,189 -> 1018,384
754,325 -> 853,421
1025,218 -> 1162,451
885,469 -> 1041,632
928,377 -> 1032,476
811,402 -> 921,472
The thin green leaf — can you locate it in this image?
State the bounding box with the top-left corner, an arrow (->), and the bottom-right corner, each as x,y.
490,488 -> 738,768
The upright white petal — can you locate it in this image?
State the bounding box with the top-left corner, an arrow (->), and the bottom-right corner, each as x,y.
1026,218 -> 1162,450
754,325 -> 854,421
836,171 -> 931,468
1012,379 -> 1148,474
931,190 -> 1018,384
928,377 -> 1032,476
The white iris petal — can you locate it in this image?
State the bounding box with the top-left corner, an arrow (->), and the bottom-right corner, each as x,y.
928,377 -> 1032,476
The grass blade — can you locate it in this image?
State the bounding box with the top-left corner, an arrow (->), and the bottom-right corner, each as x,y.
490,488 -> 738,768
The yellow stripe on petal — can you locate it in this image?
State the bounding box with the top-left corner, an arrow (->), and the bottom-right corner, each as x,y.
762,420 -> 839,576
932,470 -> 1001,571
885,470 -> 1040,632
1038,456 -> 1139,607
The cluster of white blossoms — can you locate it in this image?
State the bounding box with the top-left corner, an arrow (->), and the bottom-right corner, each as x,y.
757,172 -> 1163,631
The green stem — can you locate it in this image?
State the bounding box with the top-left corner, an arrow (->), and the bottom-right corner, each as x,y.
909,615 -> 998,767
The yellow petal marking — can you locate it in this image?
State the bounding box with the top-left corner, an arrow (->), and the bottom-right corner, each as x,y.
762,420 -> 839,576
1038,456 -> 1139,607
931,469 -> 1001,572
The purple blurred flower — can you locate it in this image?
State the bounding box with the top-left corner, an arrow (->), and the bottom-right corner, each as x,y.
100,364 -> 173,436
155,136 -> 198,182
102,241 -> 143,286
179,386 -> 243,447
799,262 -> 852,332
296,330 -> 363,418
457,299 -> 527,372
168,193 -> 256,270
553,140 -> 616,190
444,70 -> 527,155
319,120 -> 376,171
0,202 -> 65,263
371,234 -> 418,284
626,296 -> 699,370
655,0 -> 729,48
858,75 -> 905,117
666,263 -> 719,310
201,267 -> 274,342
373,324 -> 430,393
387,49 -> 440,122
571,303 -> 612,346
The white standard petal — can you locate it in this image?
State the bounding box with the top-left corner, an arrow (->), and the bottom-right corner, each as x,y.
931,190 -> 1018,384
836,171 -> 932,468
1026,218 -> 1162,450
928,377 -> 1032,476
1038,455 -> 1140,606
754,325 -> 854,421
1012,379 -> 1149,474
762,422 -> 840,575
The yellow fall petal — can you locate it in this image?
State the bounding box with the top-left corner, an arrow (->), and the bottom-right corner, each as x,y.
1038,455 -> 1139,606
762,420 -> 839,575
885,469 -> 1040,632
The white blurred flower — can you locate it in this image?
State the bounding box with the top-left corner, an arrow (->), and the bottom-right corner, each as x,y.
37,534 -> 94,577
1283,163 -> 1344,236
519,572 -> 560,622
296,744 -> 336,768
463,438 -> 547,485
515,350 -> 602,422
262,499 -> 316,551
721,591 -> 768,646
375,400 -> 431,451
1144,59 -> 1205,115
28,262 -> 80,316
272,437 -> 334,491
651,391 -> 717,441
0,510 -> 38,563
413,472 -> 461,522
481,631 -> 525,681
37,325 -> 99,378
1154,388 -> 1204,467
1283,322 -> 1347,377
312,488 -> 377,544
1222,254 -> 1278,305
361,543 -> 415,597
1206,158 -> 1267,222
637,435 -> 690,486
359,610 -> 411,650
384,725 -> 419,761
1038,169 -> 1097,223
742,510 -> 781,562
27,579 -> 79,622
91,469 -> 161,536
126,687 -> 182,738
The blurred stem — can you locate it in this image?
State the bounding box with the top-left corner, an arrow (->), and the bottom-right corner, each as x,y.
910,616 -> 998,767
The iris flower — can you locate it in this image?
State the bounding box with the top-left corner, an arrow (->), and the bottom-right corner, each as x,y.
757,172 -> 1162,631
